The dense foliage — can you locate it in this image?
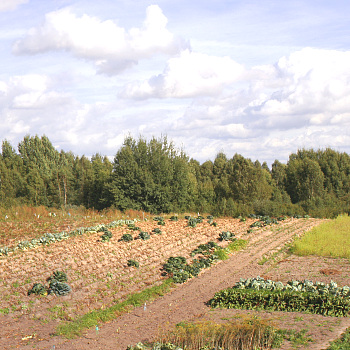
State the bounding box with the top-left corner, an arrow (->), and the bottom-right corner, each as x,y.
208,277 -> 350,317
1,135 -> 350,217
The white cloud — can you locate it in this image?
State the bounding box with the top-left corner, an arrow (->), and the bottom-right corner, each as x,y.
238,48 -> 350,131
13,5 -> 188,75
123,50 -> 245,98
0,0 -> 28,12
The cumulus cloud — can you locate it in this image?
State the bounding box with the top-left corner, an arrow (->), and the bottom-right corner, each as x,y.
244,48 -> 350,130
123,50 -> 244,98
0,0 -> 28,12
130,47 -> 350,163
13,5 -> 188,75
0,74 -> 79,145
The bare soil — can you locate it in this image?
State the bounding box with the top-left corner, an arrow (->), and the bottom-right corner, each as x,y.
1,217 -> 349,350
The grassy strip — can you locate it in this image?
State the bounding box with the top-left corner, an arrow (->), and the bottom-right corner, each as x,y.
291,215 -> 350,259
327,328 -> 350,350
227,239 -> 248,252
214,239 -> 248,261
56,278 -> 174,338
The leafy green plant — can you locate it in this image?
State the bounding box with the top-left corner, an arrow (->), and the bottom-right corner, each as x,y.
29,271 -> 71,296
208,278 -> 350,317
190,241 -> 218,257
127,259 -> 140,268
101,230 -> 113,241
169,216 -> 178,222
234,276 -> 350,297
28,283 -> 48,296
47,271 -> 68,283
127,224 -> 141,231
49,280 -> 72,296
218,231 -> 236,241
0,219 -> 138,256
138,231 -> 150,240
152,228 -> 162,235
187,217 -> 203,228
120,233 -> 133,242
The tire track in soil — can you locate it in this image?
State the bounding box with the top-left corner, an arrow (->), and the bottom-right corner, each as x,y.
42,218 -> 325,350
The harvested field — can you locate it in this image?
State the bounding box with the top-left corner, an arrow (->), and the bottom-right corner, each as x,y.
1,216 -> 349,349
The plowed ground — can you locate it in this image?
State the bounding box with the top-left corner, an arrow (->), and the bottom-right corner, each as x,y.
1,217 -> 349,350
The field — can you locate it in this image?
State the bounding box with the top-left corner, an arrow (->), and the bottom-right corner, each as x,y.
0,211 -> 349,349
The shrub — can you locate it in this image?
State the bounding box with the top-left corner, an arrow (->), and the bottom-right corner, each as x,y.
152,228 -> 162,235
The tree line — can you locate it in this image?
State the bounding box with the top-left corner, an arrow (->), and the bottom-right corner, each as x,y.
0,135 -> 349,218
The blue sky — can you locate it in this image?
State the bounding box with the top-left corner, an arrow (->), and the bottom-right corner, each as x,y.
1,0 -> 350,165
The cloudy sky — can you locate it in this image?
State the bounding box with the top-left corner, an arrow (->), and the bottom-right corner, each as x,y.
1,0 -> 350,165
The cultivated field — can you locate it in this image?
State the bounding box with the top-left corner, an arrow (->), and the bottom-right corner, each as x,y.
0,214 -> 349,349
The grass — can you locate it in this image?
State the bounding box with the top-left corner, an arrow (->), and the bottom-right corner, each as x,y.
276,328 -> 313,348
258,255 -> 269,265
226,239 -> 248,252
0,307 -> 9,314
214,247 -> 229,260
55,278 -> 174,338
327,327 -> 350,350
156,318 -> 281,350
291,215 -> 350,259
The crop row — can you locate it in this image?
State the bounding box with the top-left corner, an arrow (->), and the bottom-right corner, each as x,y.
0,219 -> 138,256
208,276 -> 350,317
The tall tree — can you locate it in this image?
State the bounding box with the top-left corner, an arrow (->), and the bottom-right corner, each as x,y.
286,157 -> 325,203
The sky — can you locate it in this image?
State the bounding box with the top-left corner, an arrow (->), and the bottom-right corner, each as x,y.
1,0 -> 350,165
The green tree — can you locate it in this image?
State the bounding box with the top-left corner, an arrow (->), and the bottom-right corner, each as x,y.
286,157 -> 325,203
109,136 -> 196,213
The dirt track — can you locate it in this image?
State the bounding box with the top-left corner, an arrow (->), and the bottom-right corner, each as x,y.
2,217 -> 350,350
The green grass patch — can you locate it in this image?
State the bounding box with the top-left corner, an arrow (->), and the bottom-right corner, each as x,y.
276,328 -> 313,347
214,247 -> 229,260
291,215 -> 350,259
0,307 -> 9,315
56,278 -> 174,338
327,327 -> 350,350
227,239 -> 248,252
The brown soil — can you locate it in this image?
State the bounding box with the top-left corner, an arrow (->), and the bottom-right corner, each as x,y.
1,217 -> 349,350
